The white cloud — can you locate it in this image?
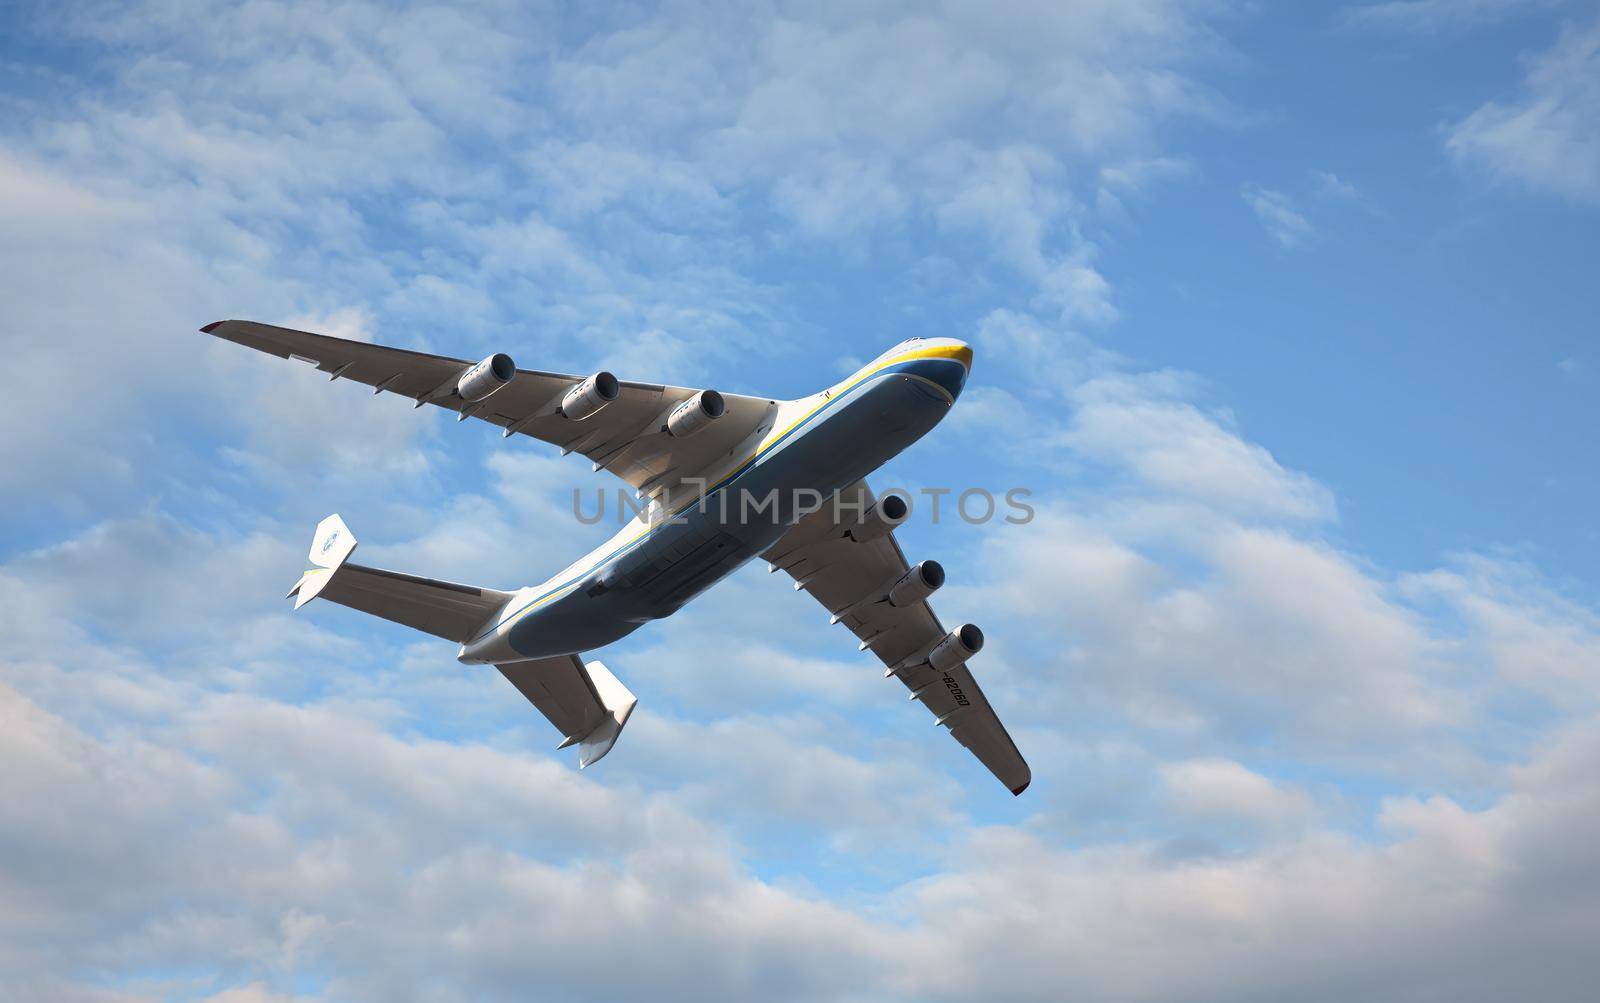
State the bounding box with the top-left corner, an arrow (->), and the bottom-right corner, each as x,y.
964,509 -> 1466,757
1401,555 -> 1600,701
900,718 -> 1600,1002
1160,757 -> 1317,830
1447,18 -> 1600,202
1240,183 -> 1316,247
546,0 -> 1227,298
1065,373 -> 1338,522
8,566 -> 1600,1003
1096,155 -> 1195,216
1311,168 -> 1361,201
0,149 -> 135,230
0,681 -> 899,1003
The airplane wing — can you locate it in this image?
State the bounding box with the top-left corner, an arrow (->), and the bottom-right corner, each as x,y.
203,319 -> 777,501
763,481 -> 1031,795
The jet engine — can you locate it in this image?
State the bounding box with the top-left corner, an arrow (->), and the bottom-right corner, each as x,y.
928,623 -> 984,672
847,493 -> 910,543
666,390 -> 726,438
457,353 -> 516,402
888,560 -> 944,607
561,371 -> 621,420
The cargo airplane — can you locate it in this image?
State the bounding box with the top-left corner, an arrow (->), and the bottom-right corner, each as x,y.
205,320 -> 1030,794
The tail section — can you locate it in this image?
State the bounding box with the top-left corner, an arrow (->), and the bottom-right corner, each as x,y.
498,656 -> 638,768
574,660 -> 637,768
289,514 -> 359,608
286,513 -> 513,643
287,515 -> 639,769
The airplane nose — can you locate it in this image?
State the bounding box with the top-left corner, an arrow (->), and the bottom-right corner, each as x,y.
913,340 -> 971,400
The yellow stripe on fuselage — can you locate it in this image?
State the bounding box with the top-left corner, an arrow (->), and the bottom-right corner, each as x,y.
771,340 -> 971,450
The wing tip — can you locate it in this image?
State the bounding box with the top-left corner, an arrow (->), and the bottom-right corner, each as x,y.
199,320 -> 226,333
1010,778 -> 1030,797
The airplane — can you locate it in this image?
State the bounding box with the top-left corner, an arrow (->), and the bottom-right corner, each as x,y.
204,320 -> 1030,795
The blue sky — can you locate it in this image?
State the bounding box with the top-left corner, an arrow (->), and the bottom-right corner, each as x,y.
2,1 -> 1598,1000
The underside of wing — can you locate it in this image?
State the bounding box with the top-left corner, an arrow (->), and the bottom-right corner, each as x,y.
203,319 -> 776,499
764,481 -> 1031,795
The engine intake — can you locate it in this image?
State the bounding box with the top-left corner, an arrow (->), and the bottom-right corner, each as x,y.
457,353 -> 516,402
928,623 -> 984,672
666,390 -> 725,438
888,560 -> 944,607
848,493 -> 910,543
561,371 -> 621,420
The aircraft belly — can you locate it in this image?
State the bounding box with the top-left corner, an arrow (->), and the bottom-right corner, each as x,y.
612,374 -> 943,611
488,372 -> 950,660
608,523 -> 753,612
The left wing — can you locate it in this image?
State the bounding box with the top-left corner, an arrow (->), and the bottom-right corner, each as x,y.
203,319 -> 777,502
764,481 -> 1031,795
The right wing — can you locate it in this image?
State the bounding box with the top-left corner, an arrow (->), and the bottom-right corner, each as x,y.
203,319 -> 777,502
764,481 -> 1031,795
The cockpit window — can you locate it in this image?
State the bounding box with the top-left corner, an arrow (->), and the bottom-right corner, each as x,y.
857,338 -> 927,373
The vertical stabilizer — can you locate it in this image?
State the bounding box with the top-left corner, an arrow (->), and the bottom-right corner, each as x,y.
578,660 -> 637,768
288,513 -> 358,609
497,656 -> 640,769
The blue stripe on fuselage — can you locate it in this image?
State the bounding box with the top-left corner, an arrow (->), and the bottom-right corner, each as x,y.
893,357 -> 967,400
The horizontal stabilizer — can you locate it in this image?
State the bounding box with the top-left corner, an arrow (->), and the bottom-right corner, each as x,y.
498,656 -> 638,768
287,514 -> 512,642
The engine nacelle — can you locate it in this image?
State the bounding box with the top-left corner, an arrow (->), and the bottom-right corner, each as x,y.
561,371 -> 620,420
666,390 -> 725,438
888,560 -> 944,607
847,493 -> 910,543
457,353 -> 516,402
928,623 -> 984,672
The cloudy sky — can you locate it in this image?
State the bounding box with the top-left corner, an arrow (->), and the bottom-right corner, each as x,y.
2,1 -> 1599,1000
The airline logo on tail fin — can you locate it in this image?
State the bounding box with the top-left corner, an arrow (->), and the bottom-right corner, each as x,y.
289,514 -> 359,609
309,513 -> 357,568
